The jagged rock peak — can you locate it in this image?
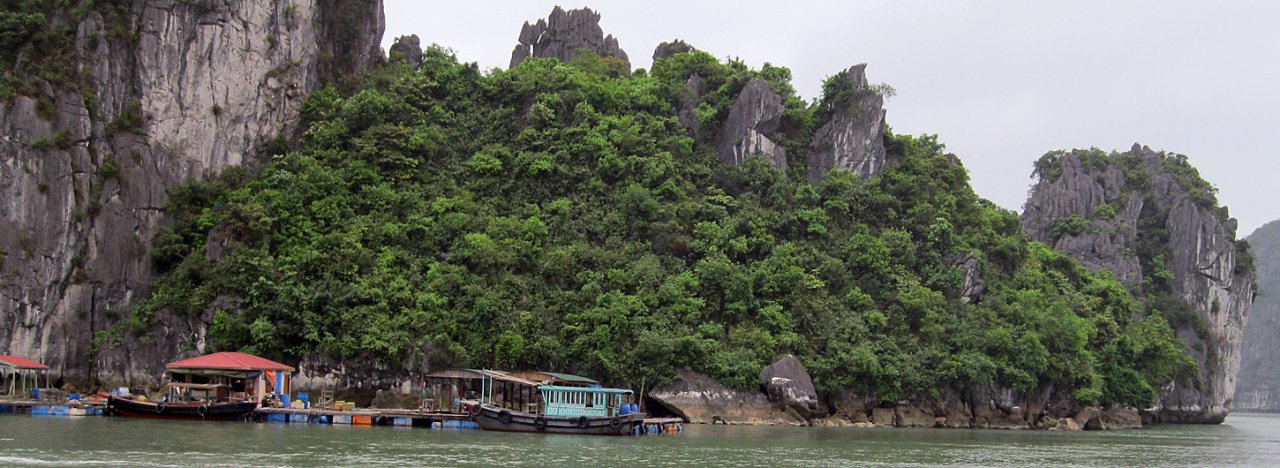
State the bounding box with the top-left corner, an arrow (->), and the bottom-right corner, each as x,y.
653,39 -> 696,61
1021,143 -> 1255,424
389,34 -> 422,69
715,78 -> 787,169
509,6 -> 630,70
807,63 -> 887,181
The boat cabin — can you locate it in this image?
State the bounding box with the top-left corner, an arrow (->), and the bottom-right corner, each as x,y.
539,385 -> 632,418
0,355 -> 50,399
164,383 -> 231,404
164,352 -> 294,407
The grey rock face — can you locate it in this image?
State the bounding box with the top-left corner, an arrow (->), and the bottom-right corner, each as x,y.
954,253 -> 986,303
714,78 -> 787,168
648,369 -> 807,425
0,0 -> 385,386
1021,144 -> 1255,423
758,355 -> 820,419
1233,220 -> 1277,411
807,64 -> 886,181
389,34 -> 422,68
509,6 -> 629,70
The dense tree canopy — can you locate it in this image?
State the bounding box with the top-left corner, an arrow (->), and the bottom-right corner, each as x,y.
128,45 -> 1191,407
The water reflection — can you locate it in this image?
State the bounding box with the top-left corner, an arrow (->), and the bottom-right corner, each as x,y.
2,413 -> 1279,466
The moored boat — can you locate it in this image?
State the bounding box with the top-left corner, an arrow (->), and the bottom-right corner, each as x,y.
466,379 -> 645,435
107,383 -> 257,421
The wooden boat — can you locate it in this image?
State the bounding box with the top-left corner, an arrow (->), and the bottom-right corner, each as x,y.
466,384 -> 645,436
107,383 -> 256,421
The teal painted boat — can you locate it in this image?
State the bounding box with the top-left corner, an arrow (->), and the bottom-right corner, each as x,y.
465,372 -> 644,436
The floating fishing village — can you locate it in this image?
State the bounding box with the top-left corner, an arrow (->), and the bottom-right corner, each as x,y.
0,352 -> 682,436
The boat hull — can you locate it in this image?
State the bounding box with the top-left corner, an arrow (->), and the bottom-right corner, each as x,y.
470,404 -> 644,435
107,395 -> 256,421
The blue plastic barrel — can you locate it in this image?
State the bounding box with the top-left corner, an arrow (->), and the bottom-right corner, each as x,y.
68,393 -> 81,401
296,392 -> 309,402
619,405 -> 630,416
629,403 -> 638,414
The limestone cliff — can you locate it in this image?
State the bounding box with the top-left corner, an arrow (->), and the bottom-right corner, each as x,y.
1021,144 -> 1255,423
0,0 -> 384,386
1236,220 -> 1277,411
807,64 -> 887,181
714,78 -> 787,168
509,6 -> 629,70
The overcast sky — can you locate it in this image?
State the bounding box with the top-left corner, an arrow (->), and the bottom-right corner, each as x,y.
382,0 -> 1280,235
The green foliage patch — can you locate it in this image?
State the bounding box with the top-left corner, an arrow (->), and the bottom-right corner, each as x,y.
131,46 -> 1189,407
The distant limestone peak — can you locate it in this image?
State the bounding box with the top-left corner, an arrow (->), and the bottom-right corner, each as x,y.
509,6 -> 630,70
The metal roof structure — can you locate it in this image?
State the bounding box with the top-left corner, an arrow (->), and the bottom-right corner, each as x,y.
508,370 -> 600,385
537,385 -> 632,394
0,355 -> 49,370
165,352 -> 294,372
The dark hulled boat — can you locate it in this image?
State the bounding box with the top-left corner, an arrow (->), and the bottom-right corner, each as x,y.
107,383 -> 257,421
466,383 -> 645,436
468,401 -> 644,435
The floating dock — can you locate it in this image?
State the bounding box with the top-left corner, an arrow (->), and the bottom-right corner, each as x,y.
253,407 -> 478,428
0,399 -> 108,416
1,398 -> 684,434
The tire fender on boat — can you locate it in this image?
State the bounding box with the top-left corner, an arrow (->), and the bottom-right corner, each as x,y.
534,416 -> 547,431
577,416 -> 590,429
197,404 -> 209,418
156,402 -> 167,414
498,409 -> 514,424
469,404 -> 483,417
609,417 -> 622,429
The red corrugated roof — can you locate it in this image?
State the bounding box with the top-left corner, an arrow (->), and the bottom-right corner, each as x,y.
166,352 -> 294,372
0,355 -> 49,370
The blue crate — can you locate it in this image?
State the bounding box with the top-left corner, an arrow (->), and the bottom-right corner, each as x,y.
266,413 -> 288,423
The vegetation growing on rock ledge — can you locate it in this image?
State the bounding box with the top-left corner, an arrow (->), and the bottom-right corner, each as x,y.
130,45 -> 1191,408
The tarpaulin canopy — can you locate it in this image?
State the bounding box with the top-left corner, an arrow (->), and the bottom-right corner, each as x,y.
166,352 -> 294,372
0,355 -> 49,370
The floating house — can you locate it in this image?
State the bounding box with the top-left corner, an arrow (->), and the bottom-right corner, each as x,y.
165,352 -> 294,407
0,355 -> 49,399
423,369 -> 544,413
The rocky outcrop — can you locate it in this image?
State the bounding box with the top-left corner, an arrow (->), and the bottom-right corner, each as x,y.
509,6 -> 629,70
1022,144 -> 1255,423
759,355 -> 820,420
648,369 -> 807,425
954,253 -> 986,304
1236,220 -> 1278,411
714,79 -> 787,168
807,64 -> 887,181
389,34 -> 422,69
817,383 -> 1125,430
0,0 -> 385,386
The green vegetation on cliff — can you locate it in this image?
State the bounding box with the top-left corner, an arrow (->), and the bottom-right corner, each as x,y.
132,46 -> 1189,407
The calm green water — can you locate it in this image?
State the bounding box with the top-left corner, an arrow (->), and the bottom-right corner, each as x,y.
3,412 -> 1280,466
